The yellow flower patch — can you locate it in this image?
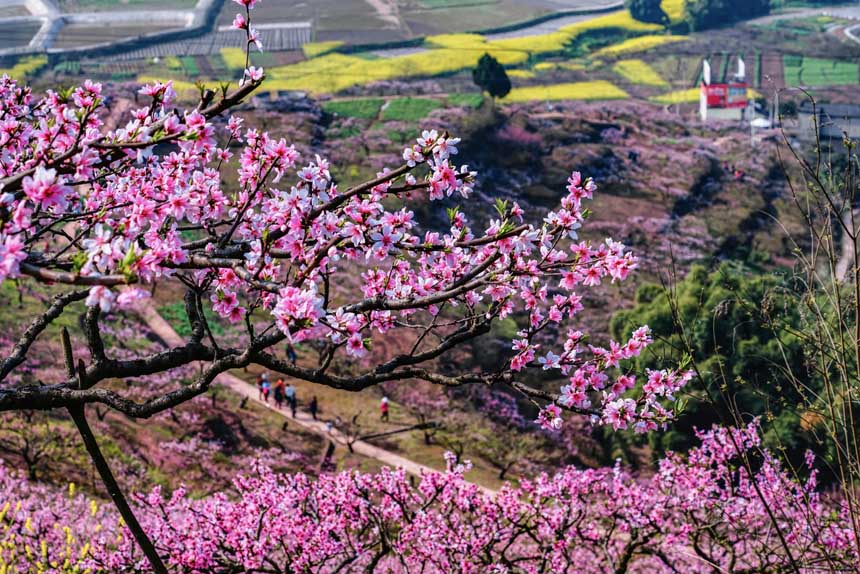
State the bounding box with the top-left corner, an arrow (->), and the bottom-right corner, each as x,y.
220,47 -> 247,71
595,34 -> 687,56
302,40 -> 344,58
506,80 -> 628,102
612,59 -> 668,86
661,0 -> 686,23
0,56 -> 47,79
649,87 -> 699,104
508,69 -> 536,79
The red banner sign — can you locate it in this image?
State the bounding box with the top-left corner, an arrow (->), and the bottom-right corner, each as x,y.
701,83 -> 748,109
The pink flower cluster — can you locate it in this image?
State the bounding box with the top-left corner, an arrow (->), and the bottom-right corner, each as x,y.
0,8 -> 688,428
1,423 -> 854,573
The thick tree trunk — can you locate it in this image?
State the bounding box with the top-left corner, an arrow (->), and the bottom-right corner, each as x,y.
68,405 -> 168,574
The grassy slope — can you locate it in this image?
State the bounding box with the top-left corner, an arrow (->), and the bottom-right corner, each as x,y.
0,283 -> 382,498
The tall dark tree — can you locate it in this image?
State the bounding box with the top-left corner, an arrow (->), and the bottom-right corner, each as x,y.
626,0 -> 669,25
684,0 -> 770,31
472,53 -> 511,100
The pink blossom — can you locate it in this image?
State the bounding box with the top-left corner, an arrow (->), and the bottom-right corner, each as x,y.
85,285 -> 114,312
22,166 -> 71,211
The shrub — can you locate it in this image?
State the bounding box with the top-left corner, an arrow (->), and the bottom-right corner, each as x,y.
473,53 -> 512,99
626,0 -> 669,25
684,0 -> 770,31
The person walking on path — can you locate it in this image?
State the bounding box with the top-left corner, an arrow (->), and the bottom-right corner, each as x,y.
273,379 -> 285,410
262,378 -> 271,404
380,395 -> 390,422
285,382 -> 297,417
258,372 -> 270,402
309,396 -> 318,420
286,343 -> 297,364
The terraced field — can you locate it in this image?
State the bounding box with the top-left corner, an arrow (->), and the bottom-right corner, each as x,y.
57,0 -> 196,11
784,55 -> 859,87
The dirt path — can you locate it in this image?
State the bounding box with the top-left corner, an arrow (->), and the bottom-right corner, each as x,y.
748,5 -> 860,26
133,299 -> 496,494
363,0 -> 410,35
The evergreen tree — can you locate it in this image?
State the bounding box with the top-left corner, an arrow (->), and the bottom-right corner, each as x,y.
626,0 -> 669,25
684,0 -> 770,31
610,262 -> 841,479
472,53 -> 511,100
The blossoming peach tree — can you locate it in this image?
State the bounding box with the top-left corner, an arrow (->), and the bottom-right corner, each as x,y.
0,0 -> 705,571
2,423 -> 856,574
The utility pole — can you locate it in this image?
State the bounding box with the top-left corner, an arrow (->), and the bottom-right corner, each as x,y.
774,89 -> 780,129
751,105 -> 755,145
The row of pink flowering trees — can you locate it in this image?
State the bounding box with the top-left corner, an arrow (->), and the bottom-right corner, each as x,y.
1,423 -> 855,573
0,0 -> 854,571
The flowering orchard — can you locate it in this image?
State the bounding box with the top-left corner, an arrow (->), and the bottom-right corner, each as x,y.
0,0 -> 841,571
0,1 -> 688,433
0,424 -> 855,573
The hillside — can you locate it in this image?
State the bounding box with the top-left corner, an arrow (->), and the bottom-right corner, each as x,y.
0,84 -> 803,493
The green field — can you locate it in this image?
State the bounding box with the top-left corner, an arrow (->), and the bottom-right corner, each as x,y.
322,98 -> 384,119
380,97 -> 443,121
784,55 -> 858,87
447,93 -> 485,108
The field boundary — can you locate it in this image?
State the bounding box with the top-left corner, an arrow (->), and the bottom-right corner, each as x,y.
337,1 -> 624,55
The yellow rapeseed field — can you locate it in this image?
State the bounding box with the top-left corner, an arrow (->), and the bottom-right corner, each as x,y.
265,47 -> 528,95
612,59 -> 668,86
506,80 -> 628,102
649,87 -> 698,104
243,5 -> 686,97
485,10 -> 663,57
661,0 -> 686,22
559,11 -> 663,36
424,33 -> 486,49
302,41 -> 344,58
650,87 -> 761,105
595,34 -> 687,56
485,31 -> 577,56
164,55 -> 183,70
0,56 -> 47,79
220,47 -> 247,71
508,69 -> 536,79
527,61 -> 587,72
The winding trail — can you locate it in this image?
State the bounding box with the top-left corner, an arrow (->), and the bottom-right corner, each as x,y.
133,299 -> 496,494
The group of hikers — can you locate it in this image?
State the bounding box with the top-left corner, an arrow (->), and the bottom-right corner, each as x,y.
257,372 -> 318,420
256,372 -> 393,427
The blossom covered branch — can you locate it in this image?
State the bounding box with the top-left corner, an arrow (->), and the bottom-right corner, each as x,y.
1,423 -> 855,573
0,0 -> 690,433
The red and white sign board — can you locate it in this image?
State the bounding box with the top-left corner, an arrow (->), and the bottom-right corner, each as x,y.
701,82 -> 748,109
